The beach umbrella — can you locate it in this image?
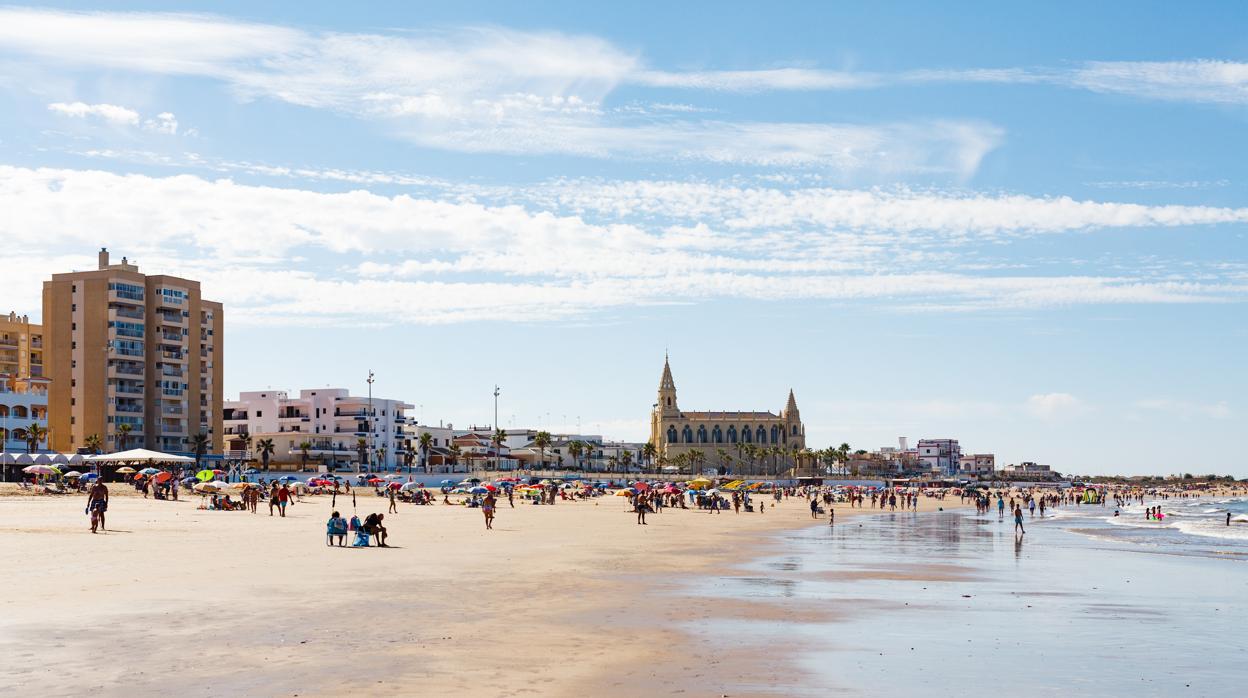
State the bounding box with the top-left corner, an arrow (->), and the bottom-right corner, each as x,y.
367,477 -> 385,485
632,481 -> 651,491
400,482 -> 422,491
195,469 -> 214,482
229,482 -> 253,490
440,479 -> 455,485
138,467 -> 160,475
180,476 -> 197,485
243,468 -> 259,475
469,486 -> 488,494
384,474 -> 403,480
278,475 -> 298,482
614,489 -> 634,497
80,473 -> 99,481
22,464 -> 57,475
388,482 -> 402,490
483,484 -> 498,492
192,482 -> 219,493
116,466 -> 137,474
62,470 -> 82,478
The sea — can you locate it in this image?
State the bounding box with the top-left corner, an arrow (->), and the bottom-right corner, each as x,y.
683,496 -> 1248,697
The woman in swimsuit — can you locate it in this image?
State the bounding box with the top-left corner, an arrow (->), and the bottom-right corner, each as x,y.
482,493 -> 496,530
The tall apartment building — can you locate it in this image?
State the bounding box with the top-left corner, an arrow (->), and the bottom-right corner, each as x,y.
42,248 -> 223,454
1,312 -> 50,452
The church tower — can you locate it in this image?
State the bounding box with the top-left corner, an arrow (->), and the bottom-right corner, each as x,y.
657,354 -> 679,417
783,388 -> 805,447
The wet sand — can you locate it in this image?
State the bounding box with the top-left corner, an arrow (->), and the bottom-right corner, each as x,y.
0,486 -> 961,697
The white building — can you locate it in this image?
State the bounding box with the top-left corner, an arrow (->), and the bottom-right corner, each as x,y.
957,453 -> 995,477
918,438 -> 962,476
222,388 -> 413,470
399,421 -> 459,472
1000,461 -> 1054,478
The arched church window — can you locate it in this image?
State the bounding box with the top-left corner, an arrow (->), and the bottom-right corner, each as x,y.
697,425 -> 708,443
712,425 -> 723,443
667,426 -> 677,444
770,425 -> 779,443
727,425 -> 737,443
741,426 -> 751,443
756,426 -> 766,443
682,425 -> 693,443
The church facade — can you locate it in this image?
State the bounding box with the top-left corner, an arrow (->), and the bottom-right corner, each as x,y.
649,356 -> 805,474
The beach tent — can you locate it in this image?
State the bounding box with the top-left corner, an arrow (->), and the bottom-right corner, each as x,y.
88,449 -> 195,465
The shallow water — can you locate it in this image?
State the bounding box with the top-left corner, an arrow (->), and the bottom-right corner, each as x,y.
684,503 -> 1248,697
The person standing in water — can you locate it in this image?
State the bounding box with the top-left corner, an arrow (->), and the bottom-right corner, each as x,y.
997,495 -> 1006,520
1014,505 -> 1026,535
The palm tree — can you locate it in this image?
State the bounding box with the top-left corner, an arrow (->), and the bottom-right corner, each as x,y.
534,430 -> 552,472
297,441 -> 311,471
689,449 -> 706,476
418,432 -> 434,473
607,454 -> 619,474
116,423 -> 133,452
18,423 -> 47,454
642,441 -> 657,473
619,449 -> 633,474
191,432 -> 210,473
838,443 -> 851,476
83,433 -> 102,455
355,437 -> 368,472
492,428 -> 507,472
256,438 -> 275,472
568,440 -> 584,472
448,444 -> 462,473
375,445 -> 387,470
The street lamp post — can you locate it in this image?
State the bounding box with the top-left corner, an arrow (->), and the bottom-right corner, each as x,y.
493,385 -> 500,473
366,369 -> 374,473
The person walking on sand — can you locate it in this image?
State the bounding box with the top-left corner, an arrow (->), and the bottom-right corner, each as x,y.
828,506 -> 835,526
636,492 -> 650,525
388,487 -> 398,514
86,479 -> 109,533
810,497 -> 819,519
1014,505 -> 1025,535
482,492 -> 496,530
276,483 -> 292,517
508,487 -> 514,508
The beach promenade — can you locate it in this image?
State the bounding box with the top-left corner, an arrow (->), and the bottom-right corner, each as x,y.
0,485 -> 960,697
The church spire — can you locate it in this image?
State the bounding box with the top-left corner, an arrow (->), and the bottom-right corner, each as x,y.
784,388 -> 798,416
660,353 -> 676,391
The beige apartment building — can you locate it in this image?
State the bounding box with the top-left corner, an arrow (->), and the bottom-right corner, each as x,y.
42,248 -> 223,454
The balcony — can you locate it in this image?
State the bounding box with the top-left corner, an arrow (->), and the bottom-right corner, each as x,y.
334,409 -> 369,418
109,306 -> 145,321
161,331 -> 183,342
161,351 -> 187,363
108,289 -> 145,306
156,312 -> 186,327
110,384 -> 143,396
113,403 -> 143,414
109,362 -> 144,377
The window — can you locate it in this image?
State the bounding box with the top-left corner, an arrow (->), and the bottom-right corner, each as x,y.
666,426 -> 677,443
756,426 -> 766,444
682,425 -> 693,443
771,425 -> 780,444
712,425 -> 723,443
256,411 -> 262,417
696,425 -> 708,443
727,425 -> 737,443
108,282 -> 144,301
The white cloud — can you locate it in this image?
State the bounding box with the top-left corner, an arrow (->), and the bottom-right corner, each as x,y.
2,164 -> 1247,327
47,101 -> 139,126
1025,393 -> 1088,420
143,112 -> 178,135
0,8 -> 996,174
632,67 -> 877,91
1071,60 -> 1248,105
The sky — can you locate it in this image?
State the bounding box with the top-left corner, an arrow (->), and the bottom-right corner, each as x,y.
0,1 -> 1245,476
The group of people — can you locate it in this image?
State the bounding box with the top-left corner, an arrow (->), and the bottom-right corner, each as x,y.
325,511 -> 389,547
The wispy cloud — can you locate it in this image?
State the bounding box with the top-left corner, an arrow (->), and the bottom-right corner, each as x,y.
3,164 -> 1246,327
1025,393 -> 1088,420
47,101 -> 139,126
0,8 -> 996,174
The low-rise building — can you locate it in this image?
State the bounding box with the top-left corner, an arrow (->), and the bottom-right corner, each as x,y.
222,388 -> 412,470
958,453 -> 996,477
1000,461 -> 1056,478
918,438 -> 962,476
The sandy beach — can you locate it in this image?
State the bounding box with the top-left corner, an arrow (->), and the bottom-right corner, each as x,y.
0,484 -> 963,697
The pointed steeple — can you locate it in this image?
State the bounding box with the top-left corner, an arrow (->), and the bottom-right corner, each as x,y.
660,352 -> 676,391
657,353 -> 678,415
784,388 -> 798,416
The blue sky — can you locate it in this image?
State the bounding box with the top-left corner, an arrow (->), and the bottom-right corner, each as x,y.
1,2 -> 1245,475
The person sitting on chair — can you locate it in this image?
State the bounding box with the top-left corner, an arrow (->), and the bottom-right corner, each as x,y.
326,511 -> 348,546
363,512 -> 388,547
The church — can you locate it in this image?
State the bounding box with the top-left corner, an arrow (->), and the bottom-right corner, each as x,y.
649,355 -> 805,474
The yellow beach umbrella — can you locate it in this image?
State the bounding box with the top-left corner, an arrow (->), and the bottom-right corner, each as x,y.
116,466 -> 137,474
614,489 -> 634,497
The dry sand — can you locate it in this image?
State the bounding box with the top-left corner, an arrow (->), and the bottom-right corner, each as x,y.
0,485 -> 961,697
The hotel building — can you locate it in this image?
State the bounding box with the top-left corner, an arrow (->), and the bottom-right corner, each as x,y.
222,388 -> 412,470
0,312 -> 49,452
42,248 -> 223,454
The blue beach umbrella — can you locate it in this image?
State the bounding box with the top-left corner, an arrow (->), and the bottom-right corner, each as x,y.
469,486 -> 489,494
80,472 -> 100,481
